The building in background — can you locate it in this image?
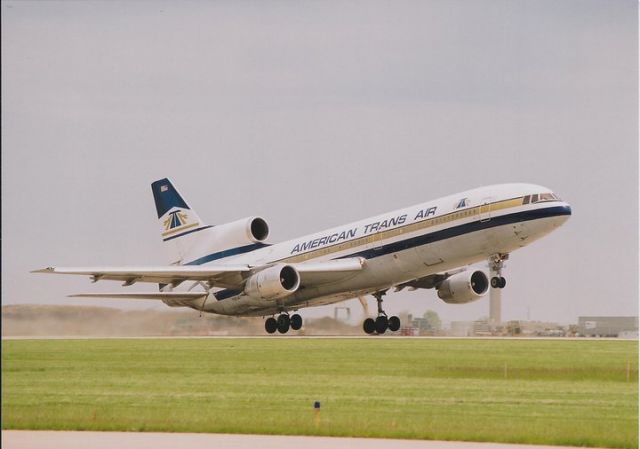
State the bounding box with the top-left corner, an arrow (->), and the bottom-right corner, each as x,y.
578,316 -> 638,338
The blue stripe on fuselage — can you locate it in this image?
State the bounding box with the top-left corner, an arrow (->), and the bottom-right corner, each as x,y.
185,242 -> 271,266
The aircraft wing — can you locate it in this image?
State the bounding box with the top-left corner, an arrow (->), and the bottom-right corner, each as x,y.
32,265 -> 251,288
32,258 -> 365,290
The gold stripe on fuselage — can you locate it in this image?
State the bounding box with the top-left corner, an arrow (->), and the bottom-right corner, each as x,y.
281,196 -> 526,263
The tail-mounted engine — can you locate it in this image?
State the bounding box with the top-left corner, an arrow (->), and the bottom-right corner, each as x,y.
217,216 -> 269,245
244,264 -> 300,300
182,216 -> 269,263
437,270 -> 489,304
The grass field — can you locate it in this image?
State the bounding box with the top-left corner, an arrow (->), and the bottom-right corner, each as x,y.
2,338 -> 638,448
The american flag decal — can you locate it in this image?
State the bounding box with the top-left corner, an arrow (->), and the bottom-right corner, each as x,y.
160,185 -> 168,192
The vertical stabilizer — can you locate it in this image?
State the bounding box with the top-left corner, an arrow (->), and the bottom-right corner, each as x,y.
151,178 -> 210,265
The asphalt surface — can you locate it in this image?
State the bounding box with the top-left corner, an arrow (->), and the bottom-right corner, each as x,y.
3,335 -> 625,340
1,431 -> 610,449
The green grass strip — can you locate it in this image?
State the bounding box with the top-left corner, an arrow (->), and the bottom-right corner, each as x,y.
2,338 -> 637,448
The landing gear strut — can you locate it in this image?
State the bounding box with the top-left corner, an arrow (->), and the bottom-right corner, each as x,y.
489,253 -> 508,289
363,290 -> 401,335
264,312 -> 303,334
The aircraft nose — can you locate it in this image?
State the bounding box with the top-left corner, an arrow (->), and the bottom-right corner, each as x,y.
560,203 -> 572,217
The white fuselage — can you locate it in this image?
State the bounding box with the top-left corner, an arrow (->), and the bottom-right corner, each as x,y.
188,183 -> 571,316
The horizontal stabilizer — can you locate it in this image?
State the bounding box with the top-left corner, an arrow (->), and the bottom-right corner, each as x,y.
69,291 -> 209,308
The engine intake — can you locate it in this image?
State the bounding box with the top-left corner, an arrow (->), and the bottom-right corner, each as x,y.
245,264 -> 300,300
437,270 -> 489,304
250,217 -> 269,242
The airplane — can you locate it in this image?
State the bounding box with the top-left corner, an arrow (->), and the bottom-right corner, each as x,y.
34,179 -> 572,335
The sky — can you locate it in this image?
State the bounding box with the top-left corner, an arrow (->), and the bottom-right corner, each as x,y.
2,0 -> 638,326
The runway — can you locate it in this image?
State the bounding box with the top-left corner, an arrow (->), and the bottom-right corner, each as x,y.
1,431 -> 609,449
2,335 -> 625,341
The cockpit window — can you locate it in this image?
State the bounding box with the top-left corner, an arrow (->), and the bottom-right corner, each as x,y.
526,192 -> 561,204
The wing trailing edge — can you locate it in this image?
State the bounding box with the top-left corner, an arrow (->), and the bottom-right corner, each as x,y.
68,292 -> 208,300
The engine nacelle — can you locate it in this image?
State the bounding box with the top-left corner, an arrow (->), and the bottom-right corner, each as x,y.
191,216 -> 269,254
179,216 -> 269,265
215,216 -> 269,244
244,264 -> 300,300
437,270 -> 489,304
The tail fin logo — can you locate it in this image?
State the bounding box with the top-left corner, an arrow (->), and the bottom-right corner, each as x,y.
164,210 -> 188,231
161,210 -> 199,237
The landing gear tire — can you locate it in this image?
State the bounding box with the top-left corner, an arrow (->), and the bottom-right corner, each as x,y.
277,314 -> 290,334
489,254 -> 509,290
363,318 -> 376,334
265,317 -> 277,334
290,314 -> 303,331
375,315 -> 389,334
491,276 -> 506,289
388,316 -> 401,332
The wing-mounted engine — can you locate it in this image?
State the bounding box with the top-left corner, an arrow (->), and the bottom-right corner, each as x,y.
437,270 -> 489,304
244,264 -> 300,300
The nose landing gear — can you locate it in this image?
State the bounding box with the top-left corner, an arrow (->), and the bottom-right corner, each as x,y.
362,290 -> 401,335
490,276 -> 506,289
489,253 -> 509,289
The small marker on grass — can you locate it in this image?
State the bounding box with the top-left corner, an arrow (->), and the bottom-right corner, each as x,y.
313,401 -> 321,428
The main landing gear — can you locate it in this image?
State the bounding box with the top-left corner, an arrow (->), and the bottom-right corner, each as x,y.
489,253 -> 508,289
264,312 -> 303,334
362,290 -> 401,335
